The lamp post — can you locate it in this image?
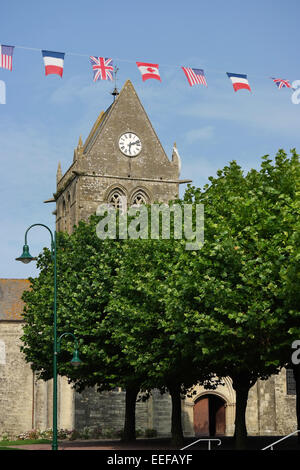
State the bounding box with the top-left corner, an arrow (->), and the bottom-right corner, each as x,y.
16,224 -> 81,451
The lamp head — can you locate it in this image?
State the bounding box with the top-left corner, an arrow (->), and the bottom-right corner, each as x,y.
71,349 -> 82,367
15,244 -> 37,264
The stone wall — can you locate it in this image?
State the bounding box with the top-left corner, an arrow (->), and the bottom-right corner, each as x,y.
150,389 -> 172,436
274,368 -> 297,435
0,321 -> 298,438
75,388 -> 126,433
0,322 -> 33,436
246,371 -> 297,435
0,321 -> 75,437
75,387 -> 174,437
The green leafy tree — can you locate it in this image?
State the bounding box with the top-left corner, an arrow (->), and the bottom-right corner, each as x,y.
278,169 -> 300,439
104,234 -> 217,447
20,149 -> 300,449
20,215 -> 146,442
164,150 -> 300,448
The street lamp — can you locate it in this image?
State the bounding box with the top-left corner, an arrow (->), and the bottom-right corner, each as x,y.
57,332 -> 82,367
15,244 -> 37,264
16,223 -> 81,451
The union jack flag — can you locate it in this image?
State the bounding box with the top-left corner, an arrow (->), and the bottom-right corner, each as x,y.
271,77 -> 291,89
90,57 -> 114,81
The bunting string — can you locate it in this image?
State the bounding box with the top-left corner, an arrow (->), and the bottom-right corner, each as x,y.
0,42 -> 296,94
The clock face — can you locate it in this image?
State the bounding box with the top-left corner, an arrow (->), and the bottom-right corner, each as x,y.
119,132 -> 142,157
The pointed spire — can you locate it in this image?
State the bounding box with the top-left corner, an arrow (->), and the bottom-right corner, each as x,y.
74,135 -> 84,161
56,162 -> 62,183
172,142 -> 181,176
78,135 -> 83,149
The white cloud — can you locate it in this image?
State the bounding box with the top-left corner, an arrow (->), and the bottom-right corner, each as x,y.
179,85 -> 300,137
49,76 -> 105,105
185,126 -> 214,143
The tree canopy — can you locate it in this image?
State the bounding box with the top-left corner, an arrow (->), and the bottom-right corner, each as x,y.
20,149 -> 300,448
163,150 -> 300,446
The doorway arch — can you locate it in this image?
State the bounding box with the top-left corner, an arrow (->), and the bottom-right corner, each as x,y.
193,393 -> 226,436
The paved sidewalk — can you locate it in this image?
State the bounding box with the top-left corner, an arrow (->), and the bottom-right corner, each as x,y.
7,438 -> 180,451
6,436 -> 300,451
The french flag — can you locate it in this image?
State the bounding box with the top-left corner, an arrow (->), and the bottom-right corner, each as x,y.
42,50 -> 65,77
227,72 -> 251,92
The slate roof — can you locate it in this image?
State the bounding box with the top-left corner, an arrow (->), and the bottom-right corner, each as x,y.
83,103 -> 113,154
0,279 -> 30,321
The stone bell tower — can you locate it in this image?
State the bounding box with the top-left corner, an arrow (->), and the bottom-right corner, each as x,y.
46,79 -> 191,233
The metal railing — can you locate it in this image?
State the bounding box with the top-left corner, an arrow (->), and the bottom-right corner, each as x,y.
181,438 -> 222,451
261,430 -> 300,450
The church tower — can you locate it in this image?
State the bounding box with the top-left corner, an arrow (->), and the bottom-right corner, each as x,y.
51,80 -> 190,233
41,79 -> 192,433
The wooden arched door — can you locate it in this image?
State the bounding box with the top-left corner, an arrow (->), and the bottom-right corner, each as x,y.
193,394 -> 226,436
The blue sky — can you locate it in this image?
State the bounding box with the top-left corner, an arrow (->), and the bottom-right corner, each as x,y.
1,0 -> 300,278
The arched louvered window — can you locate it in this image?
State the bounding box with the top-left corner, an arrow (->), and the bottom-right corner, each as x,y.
131,190 -> 148,207
108,189 -> 127,212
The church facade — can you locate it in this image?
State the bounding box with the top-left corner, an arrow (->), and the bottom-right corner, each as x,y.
52,79 -> 186,233
0,80 -> 298,439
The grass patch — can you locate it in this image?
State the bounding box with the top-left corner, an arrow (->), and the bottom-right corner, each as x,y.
0,439 -> 51,447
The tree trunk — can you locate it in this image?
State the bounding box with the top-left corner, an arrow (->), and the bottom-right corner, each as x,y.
122,385 -> 139,442
292,364 -> 300,446
231,373 -> 252,450
168,383 -> 184,447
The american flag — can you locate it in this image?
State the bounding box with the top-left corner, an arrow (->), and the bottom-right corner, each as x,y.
182,67 -> 207,86
90,57 -> 114,81
271,77 -> 291,89
0,45 -> 14,71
